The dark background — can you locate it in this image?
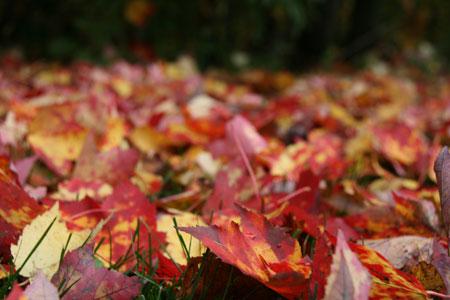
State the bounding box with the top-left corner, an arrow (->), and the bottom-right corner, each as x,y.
1,0 -> 449,70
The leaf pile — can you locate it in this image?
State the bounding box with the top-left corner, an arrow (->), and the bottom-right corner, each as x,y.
0,56 -> 450,299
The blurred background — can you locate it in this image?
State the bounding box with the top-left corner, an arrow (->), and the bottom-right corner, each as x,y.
0,0 -> 449,71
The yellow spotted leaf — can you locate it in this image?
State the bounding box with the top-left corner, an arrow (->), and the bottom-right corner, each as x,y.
28,129 -> 87,176
351,243 -> 428,299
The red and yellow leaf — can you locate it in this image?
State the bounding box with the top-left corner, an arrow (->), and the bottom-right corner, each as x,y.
180,206 -> 311,299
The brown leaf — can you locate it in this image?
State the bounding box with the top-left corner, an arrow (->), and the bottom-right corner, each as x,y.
409,261 -> 446,293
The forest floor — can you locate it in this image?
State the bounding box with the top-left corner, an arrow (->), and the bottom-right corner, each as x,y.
0,56 -> 449,299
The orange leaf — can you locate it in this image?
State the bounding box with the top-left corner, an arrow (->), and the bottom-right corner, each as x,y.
180,205 -> 311,299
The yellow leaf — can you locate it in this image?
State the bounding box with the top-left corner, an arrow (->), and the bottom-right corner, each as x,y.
98,117 -> 128,151
271,142 -> 309,176
11,204 -> 91,279
329,103 -> 358,128
28,130 -> 87,175
129,126 -> 168,153
157,209 -> 206,265
111,78 -> 132,98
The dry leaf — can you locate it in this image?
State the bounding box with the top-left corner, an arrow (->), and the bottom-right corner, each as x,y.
363,236 -> 434,269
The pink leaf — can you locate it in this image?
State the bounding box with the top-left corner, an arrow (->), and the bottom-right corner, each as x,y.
434,146 -> 450,253
226,115 -> 267,156
324,230 -> 371,300
52,246 -> 141,300
24,271 -> 59,300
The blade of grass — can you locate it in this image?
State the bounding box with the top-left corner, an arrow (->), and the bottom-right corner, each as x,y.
94,237 -> 105,254
59,278 -> 81,298
172,218 -> 190,263
16,217 -> 57,274
58,233 -> 73,267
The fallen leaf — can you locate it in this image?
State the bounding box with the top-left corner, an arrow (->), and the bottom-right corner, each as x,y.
373,123 -> 427,167
410,261 -> 446,293
363,236 -> 434,269
309,235 -> 333,299
434,146 -> 450,253
27,104 -> 87,176
129,126 -> 169,154
153,251 -> 183,281
52,246 -> 141,299
202,158 -> 253,215
24,271 -> 59,300
324,230 -> 371,300
95,181 -> 163,268
352,243 -> 428,299
5,284 -> 26,300
226,115 -> 267,156
51,179 -> 112,201
157,208 -> 206,265
179,251 -> 280,300
11,204 -> 91,278
431,240 -> 450,293
0,155 -> 43,229
12,156 -> 37,186
73,135 -> 139,186
42,196 -> 103,231
0,156 -> 44,256
180,205 -> 311,299
97,117 -> 128,151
